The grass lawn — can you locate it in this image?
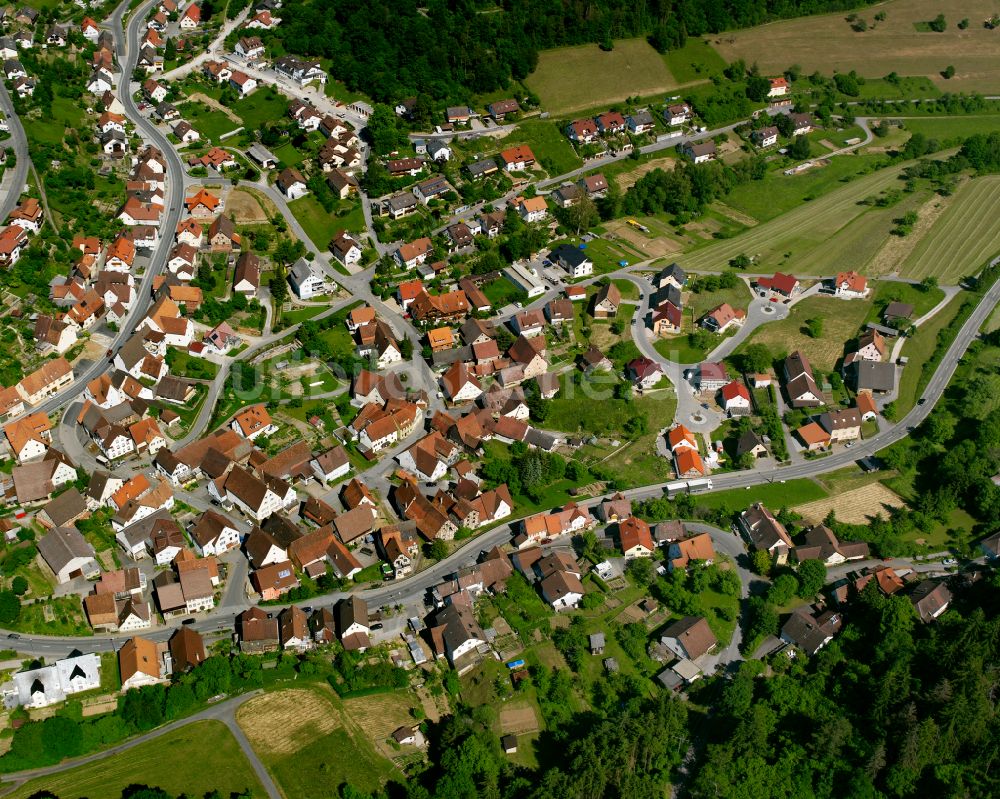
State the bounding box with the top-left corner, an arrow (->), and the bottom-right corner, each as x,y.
612,279 -> 639,300
525,37 -> 679,116
713,0 -> 1000,95
273,140 -> 308,168
684,282 -> 752,319
896,292 -> 966,414
692,479 -> 829,516
547,377 -> 675,438
662,38 -> 727,83
654,333 -> 719,364
737,295 -> 873,372
230,87 -> 289,129
181,101 -> 239,142
503,120 -> 582,176
903,114 -> 1000,141
6,721 -> 265,799
482,277 -> 527,308
288,195 -> 342,250
282,303 -> 330,325
900,176 -> 1000,281
865,280 -> 945,323
165,348 -> 219,380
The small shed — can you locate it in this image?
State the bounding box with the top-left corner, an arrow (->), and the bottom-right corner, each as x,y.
501,734 -> 518,754
589,632 -> 606,655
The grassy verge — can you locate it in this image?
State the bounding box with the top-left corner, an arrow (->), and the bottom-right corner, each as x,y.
896,293 -> 966,414
6,721 -> 265,799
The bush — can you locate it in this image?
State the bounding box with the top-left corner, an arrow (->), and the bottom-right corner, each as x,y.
10,576 -> 27,596
0,590 -> 20,623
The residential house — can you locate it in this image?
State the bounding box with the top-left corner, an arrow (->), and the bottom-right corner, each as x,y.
662,615 -> 717,661
668,533 -> 715,571
738,503 -> 793,564
37,526 -> 99,583
756,272 -> 800,299
626,357 -> 662,390
702,303 -> 746,333
592,282 -> 621,318
784,351 -> 823,408
119,637 -> 164,690
781,606 -> 843,656
833,270 -> 869,298
683,141 -> 716,163
719,381 -> 751,416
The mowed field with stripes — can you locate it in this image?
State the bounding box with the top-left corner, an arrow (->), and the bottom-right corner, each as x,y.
900,176 -> 1000,281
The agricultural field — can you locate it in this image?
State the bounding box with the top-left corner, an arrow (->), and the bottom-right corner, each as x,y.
525,38 -> 678,116
899,176 -> 1000,280
738,295 -> 873,371
6,721 -> 265,799
793,482 -> 907,524
681,159 -> 916,275
712,0 -> 1000,94
236,686 -> 400,798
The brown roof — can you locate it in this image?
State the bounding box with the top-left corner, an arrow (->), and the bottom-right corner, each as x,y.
169,626 -> 206,671
334,505 -> 375,544
663,615 -> 717,659
119,636 -> 159,682
288,525 -> 334,569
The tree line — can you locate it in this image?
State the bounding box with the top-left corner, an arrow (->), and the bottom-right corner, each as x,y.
265,0 -> 886,103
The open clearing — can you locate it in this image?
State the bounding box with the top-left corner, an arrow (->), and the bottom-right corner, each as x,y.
525,38 -> 678,116
6,721 -> 264,799
713,0 -> 1000,94
794,482 -> 907,524
613,156 -> 676,191
237,687 -> 341,755
900,176 -> 1000,280
227,188 -> 270,223
499,703 -> 541,735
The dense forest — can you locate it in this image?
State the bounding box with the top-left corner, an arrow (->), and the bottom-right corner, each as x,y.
271,0 -> 884,101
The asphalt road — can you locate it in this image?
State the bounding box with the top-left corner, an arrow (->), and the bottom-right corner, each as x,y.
0,690 -> 281,799
0,0 -> 185,425
0,81 -> 28,221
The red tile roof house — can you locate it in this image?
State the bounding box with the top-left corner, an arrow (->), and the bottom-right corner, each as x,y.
719,381 -> 751,416
626,357 -> 663,390
251,561 -> 299,601
565,118 -> 599,144
755,272 -> 800,299
696,361 -> 728,392
833,270 -> 869,299
701,303 -> 746,333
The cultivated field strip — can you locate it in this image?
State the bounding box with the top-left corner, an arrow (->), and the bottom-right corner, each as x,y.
901,176 -> 1000,280
680,162 -> 911,272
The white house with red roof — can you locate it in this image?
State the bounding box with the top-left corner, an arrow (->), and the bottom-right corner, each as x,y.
833,271 -> 869,299
755,272 -> 800,299
768,77 -> 789,97
719,381 -> 751,417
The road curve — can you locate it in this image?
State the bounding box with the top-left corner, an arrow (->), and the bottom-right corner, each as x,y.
0,690 -> 281,799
